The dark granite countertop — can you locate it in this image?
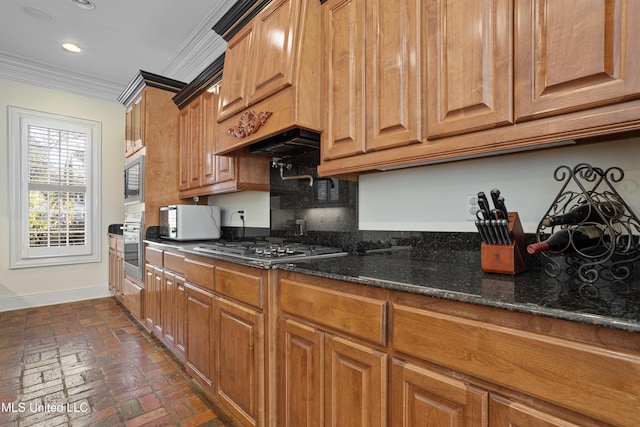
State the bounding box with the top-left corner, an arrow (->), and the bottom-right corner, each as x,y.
145,239 -> 640,333
278,251 -> 640,333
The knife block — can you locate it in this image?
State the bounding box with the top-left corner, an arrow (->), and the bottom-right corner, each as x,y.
481,212 -> 530,275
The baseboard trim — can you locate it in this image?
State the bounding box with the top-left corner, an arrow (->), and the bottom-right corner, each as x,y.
0,286 -> 112,312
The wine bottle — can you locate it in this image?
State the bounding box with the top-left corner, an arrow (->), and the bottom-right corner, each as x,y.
541,201 -> 622,227
527,225 -> 602,255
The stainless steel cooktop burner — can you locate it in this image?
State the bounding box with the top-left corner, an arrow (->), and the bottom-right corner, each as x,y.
191,241 -> 348,264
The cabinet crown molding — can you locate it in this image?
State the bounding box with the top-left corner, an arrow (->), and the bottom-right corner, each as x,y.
118,70 -> 186,107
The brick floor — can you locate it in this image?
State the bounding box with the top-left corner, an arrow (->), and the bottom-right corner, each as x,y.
0,297 -> 233,427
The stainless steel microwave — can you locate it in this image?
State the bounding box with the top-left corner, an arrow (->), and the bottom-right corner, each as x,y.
124,155 -> 144,204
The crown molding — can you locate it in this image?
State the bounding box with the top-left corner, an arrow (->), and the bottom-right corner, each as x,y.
0,50 -> 124,101
161,2 -> 231,84
0,2 -> 232,102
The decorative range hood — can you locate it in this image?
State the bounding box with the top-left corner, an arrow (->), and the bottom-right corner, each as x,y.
212,0 -> 322,156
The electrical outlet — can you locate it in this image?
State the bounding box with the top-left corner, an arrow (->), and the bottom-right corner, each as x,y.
466,194 -> 479,221
239,208 -> 246,223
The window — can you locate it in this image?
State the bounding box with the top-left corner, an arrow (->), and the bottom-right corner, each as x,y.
8,106 -> 101,268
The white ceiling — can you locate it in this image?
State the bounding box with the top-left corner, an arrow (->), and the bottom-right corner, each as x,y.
0,0 -> 236,101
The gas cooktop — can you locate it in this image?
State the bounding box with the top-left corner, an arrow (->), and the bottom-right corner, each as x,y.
191,241 -> 348,265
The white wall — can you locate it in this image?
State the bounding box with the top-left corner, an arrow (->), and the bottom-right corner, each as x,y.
0,77 -> 124,310
359,137 -> 640,233
208,191 -> 270,228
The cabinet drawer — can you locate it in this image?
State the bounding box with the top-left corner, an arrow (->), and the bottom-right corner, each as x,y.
164,251 -> 185,275
185,257 -> 215,290
392,304 -> 640,427
215,266 -> 263,309
145,247 -> 163,267
280,278 -> 386,345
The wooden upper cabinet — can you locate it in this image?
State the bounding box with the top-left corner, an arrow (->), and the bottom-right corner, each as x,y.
322,0 -> 422,160
218,26 -> 253,121
124,93 -> 144,157
248,0 -> 297,105
218,0 -> 298,122
514,0 -> 640,122
367,0 -> 422,151
425,0 -> 513,138
201,89 -> 218,187
189,96 -> 203,190
178,96 -> 204,192
178,107 -> 190,191
322,0 -> 365,160
176,78 -> 270,197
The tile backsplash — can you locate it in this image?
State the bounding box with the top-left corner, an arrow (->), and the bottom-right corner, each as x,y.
269,151 -> 358,238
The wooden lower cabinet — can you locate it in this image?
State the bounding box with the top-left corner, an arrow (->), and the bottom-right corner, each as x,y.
390,359 -> 489,426
276,271 -> 639,427
143,264 -> 162,334
278,275 -> 388,427
108,235 -> 124,298
121,277 -> 143,322
325,335 -> 387,427
129,254 -> 640,426
214,297 -> 265,427
280,319 -> 322,427
279,319 -> 387,427
185,282 -> 214,389
489,395 -> 587,427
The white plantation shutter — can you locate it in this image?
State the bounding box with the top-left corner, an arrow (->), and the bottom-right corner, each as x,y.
28,125 -> 88,248
9,107 -> 101,268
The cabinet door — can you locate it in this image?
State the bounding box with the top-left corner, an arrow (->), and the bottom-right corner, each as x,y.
366,0 -> 422,151
174,275 -> 186,360
131,93 -> 144,153
122,277 -> 143,321
188,97 -> 203,189
144,264 -> 156,332
325,335 -> 387,427
185,283 -> 214,389
247,0 -> 297,105
108,248 -> 116,293
515,0 -> 640,122
152,267 -> 163,338
162,271 -> 176,349
214,297 -> 264,427
218,25 -> 254,121
490,395 -> 586,427
201,89 -> 218,187
425,0 -> 512,138
215,155 -> 236,184
390,359 -> 488,427
279,319 -> 322,427
125,104 -> 134,157
322,0 -> 366,160
178,107 -> 190,191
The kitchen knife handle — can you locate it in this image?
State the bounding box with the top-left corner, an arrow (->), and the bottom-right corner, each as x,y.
477,192 -> 492,220
495,196 -> 508,217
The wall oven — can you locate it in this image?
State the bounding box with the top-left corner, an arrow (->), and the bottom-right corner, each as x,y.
124,155 -> 144,204
122,210 -> 144,280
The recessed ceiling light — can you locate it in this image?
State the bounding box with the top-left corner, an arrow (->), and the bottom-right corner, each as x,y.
69,0 -> 96,11
21,6 -> 55,23
62,42 -> 82,53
